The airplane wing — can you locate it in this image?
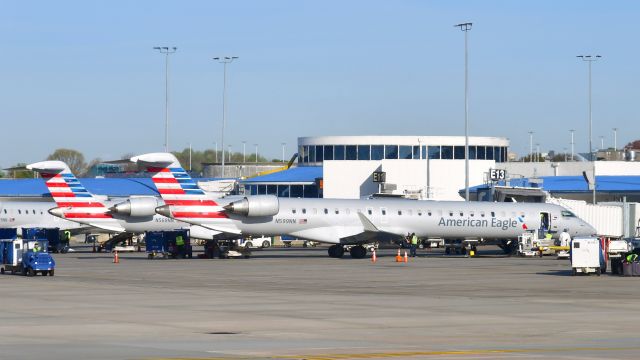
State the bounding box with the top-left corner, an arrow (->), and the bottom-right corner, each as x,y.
287,212 -> 403,245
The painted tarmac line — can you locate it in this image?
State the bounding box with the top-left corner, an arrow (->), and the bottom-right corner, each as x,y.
146,345 -> 640,360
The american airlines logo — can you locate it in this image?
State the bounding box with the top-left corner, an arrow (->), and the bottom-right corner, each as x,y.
438,217 -> 518,231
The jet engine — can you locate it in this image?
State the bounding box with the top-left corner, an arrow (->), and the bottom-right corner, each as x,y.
109,197 -> 161,217
223,195 -> 279,217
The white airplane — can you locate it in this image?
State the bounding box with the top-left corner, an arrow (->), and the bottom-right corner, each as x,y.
0,198 -> 88,233
24,160 -> 220,240
123,153 -> 597,259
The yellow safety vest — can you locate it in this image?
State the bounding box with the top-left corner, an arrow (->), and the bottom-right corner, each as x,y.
175,236 -> 185,246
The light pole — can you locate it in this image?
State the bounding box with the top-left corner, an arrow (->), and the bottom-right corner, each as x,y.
254,144 -> 258,163
281,142 -> 286,163
153,46 -> 177,152
577,55 -> 601,203
213,56 -> 239,178
214,142 -> 218,163
570,129 -> 575,161
242,141 -> 246,163
613,128 -> 618,150
528,131 -> 534,162
455,22 -> 472,201
600,136 -> 605,150
227,145 -> 232,163
536,143 -> 540,162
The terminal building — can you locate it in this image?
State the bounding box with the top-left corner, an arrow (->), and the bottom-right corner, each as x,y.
243,135 -> 510,200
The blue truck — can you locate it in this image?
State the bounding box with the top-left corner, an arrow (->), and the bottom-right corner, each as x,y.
0,229 -> 56,276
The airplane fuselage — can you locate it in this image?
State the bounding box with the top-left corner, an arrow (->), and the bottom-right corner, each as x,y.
194,197 -> 596,245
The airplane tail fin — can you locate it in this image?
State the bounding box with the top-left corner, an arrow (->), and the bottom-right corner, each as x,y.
26,161 -> 113,221
124,153 -> 226,220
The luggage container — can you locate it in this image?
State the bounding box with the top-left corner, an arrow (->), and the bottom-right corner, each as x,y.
23,227 -> 68,253
633,262 -> 640,277
145,230 -> 192,259
623,261 -> 634,276
570,237 -> 605,275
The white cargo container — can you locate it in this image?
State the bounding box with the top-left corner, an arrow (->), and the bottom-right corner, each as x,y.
570,237 -> 604,275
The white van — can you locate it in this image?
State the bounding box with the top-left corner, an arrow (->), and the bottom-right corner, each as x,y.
237,236 -> 272,249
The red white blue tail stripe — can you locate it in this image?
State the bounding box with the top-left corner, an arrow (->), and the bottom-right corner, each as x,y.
26,161 -> 113,220
133,153 -> 227,220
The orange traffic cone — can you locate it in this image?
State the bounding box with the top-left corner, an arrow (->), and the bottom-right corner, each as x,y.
395,249 -> 402,263
404,250 -> 408,263
371,249 -> 377,263
113,250 -> 119,264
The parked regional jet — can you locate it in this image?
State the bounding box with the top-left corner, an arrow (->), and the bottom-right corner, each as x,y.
123,153 -> 597,259
0,199 -> 88,233
25,161 -> 220,240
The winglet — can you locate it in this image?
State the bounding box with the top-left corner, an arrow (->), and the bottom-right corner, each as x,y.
357,212 -> 379,232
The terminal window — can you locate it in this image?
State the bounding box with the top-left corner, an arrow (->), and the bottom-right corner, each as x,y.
346,145 -> 357,160
371,145 -> 384,160
441,146 -> 453,159
477,146 -> 486,159
334,145 -> 345,160
323,145 -> 334,161
385,145 -> 398,159
315,146 -> 324,162
399,146 -> 412,159
454,146 -> 465,159
358,145 -> 370,160
428,146 -> 441,159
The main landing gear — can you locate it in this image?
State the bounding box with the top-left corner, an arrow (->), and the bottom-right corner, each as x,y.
328,245 -> 367,259
328,245 -> 344,258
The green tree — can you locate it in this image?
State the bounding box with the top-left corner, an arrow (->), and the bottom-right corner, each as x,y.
47,148 -> 87,175
171,148 -> 269,174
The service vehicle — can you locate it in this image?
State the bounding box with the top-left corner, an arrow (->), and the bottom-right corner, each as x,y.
0,229 -> 56,276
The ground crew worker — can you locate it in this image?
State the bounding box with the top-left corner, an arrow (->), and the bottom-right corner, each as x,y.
33,242 -> 41,253
175,234 -> 185,257
410,232 -> 418,257
626,253 -> 638,263
559,229 -> 571,248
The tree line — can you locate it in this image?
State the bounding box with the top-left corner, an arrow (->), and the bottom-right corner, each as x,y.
1,147 -> 273,178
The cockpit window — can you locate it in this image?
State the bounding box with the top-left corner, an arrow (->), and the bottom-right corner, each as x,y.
561,210 -> 576,217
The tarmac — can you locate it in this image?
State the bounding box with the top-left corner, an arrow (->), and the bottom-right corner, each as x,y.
1,245 -> 640,360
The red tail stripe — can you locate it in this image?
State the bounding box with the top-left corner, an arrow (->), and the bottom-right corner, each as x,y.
57,202 -> 105,208
164,200 -> 219,206
158,189 -> 186,195
152,178 -> 179,184
50,192 -> 76,198
171,211 -> 228,219
64,213 -> 112,219
46,183 -> 70,188
147,167 -> 170,173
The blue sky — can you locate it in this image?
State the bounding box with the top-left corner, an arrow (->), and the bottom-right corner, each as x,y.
1,1 -> 638,167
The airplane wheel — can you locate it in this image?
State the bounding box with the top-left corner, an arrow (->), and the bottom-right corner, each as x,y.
328,245 -> 344,258
349,245 -> 366,259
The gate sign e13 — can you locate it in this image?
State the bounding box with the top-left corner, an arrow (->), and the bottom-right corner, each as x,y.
490,169 -> 506,181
